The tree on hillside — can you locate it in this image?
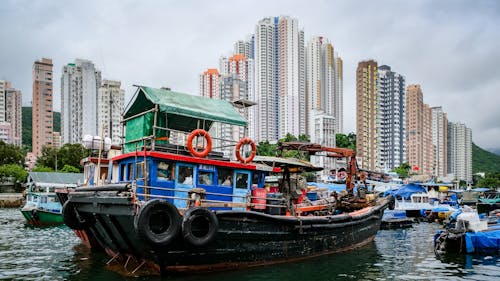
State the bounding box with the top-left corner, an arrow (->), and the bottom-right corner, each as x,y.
393,162 -> 411,179
477,172 -> 500,189
60,164 -> 80,173
257,141 -> 276,156
0,140 -> 24,165
37,143 -> 88,171
0,164 -> 28,192
336,133 -> 356,151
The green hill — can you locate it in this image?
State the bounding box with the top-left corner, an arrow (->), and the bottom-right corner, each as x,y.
473,142 -> 500,174
21,107 -> 61,151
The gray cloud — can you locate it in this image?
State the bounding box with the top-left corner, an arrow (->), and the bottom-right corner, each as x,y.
1,0 -> 499,151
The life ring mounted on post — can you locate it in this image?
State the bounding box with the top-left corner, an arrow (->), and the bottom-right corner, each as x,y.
235,137 -> 256,164
186,129 -> 212,158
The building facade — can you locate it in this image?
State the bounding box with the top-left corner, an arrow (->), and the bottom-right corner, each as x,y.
277,16 -> 306,139
448,122 -> 472,183
0,81 -> 22,145
98,80 -> 125,145
32,58 -> 54,157
356,60 -> 378,170
61,59 -> 102,144
199,69 -> 221,99
305,36 -> 343,139
377,65 -> 406,171
254,17 -> 278,142
309,109 -> 336,177
431,106 -> 448,178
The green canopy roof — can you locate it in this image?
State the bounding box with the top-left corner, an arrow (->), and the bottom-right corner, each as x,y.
124,86 -> 247,130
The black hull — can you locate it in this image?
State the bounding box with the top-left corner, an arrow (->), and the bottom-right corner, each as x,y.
66,191 -> 389,274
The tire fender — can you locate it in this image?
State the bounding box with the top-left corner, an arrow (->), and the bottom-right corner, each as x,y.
135,199 -> 181,247
182,207 -> 218,247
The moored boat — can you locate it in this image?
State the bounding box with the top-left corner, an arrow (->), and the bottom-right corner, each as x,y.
21,172 -> 83,226
60,86 -> 392,275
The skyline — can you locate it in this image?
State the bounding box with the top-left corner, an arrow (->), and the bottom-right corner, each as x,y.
1,0 -> 499,151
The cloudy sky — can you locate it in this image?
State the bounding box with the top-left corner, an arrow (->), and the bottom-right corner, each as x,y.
1,0 -> 499,151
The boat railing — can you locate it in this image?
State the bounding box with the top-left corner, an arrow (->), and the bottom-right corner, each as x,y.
124,126 -> 241,159
134,184 -> 288,210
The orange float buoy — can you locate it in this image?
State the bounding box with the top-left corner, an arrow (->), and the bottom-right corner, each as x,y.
186,129 -> 212,158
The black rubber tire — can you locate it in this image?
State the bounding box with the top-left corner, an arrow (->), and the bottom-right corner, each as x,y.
388,196 -> 395,210
62,201 -> 95,230
182,207 -> 218,247
135,200 -> 181,247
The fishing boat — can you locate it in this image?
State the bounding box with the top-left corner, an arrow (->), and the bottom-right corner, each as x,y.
21,172 -> 83,226
59,86 -> 392,275
434,206 -> 500,254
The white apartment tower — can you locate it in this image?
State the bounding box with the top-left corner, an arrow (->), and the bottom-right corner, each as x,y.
98,80 -> 125,145
309,110 -> 336,177
448,122 -> 472,183
305,36 -> 343,140
377,65 -> 406,170
61,59 -> 102,144
431,107 -> 448,178
254,17 -> 278,142
278,16 -> 306,139
5,87 -> 22,146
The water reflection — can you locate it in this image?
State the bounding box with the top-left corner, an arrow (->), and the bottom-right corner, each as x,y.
1,208 -> 499,281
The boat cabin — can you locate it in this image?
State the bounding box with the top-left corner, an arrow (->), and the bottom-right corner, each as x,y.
100,86 -> 282,210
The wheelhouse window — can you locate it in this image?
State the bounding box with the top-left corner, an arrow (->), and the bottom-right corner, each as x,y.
157,161 -> 174,181
235,173 -> 249,189
178,166 -> 194,184
198,171 -> 214,185
120,164 -> 126,181
136,162 -> 145,179
127,163 -> 133,181
218,168 -> 233,186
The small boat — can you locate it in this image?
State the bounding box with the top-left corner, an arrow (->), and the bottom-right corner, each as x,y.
381,209 -> 415,229
384,183 -> 457,220
434,207 -> 500,254
59,86 -> 392,275
20,172 -> 83,226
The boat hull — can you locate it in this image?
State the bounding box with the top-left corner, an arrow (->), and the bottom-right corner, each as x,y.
20,208 -> 63,226
66,191 -> 390,274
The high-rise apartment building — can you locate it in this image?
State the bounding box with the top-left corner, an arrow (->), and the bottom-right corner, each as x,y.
406,84 -> 424,173
447,122 -> 472,183
305,36 -> 343,138
254,17 -> 278,142
199,69 -> 220,99
253,16 -> 306,142
422,104 -> 435,176
406,84 -> 435,177
277,16 -> 306,139
0,81 -> 22,145
32,58 -> 54,157
431,107 -> 448,178
98,80 -> 125,145
0,80 -> 6,123
234,38 -> 253,60
377,65 -> 406,170
5,87 -> 22,146
309,109 -> 336,177
61,59 -> 102,144
356,60 -> 378,170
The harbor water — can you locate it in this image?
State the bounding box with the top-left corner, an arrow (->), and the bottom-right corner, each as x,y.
0,208 -> 499,280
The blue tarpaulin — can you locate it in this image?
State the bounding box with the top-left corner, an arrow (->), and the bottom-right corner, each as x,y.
465,224 -> 500,253
383,183 -> 427,200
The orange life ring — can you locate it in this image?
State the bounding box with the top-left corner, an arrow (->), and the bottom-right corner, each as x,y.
186,129 -> 212,158
235,137 -> 256,164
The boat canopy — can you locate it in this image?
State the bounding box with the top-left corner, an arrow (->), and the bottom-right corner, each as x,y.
383,183 -> 427,200
253,156 -> 323,172
124,86 -> 247,131
27,172 -> 84,189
